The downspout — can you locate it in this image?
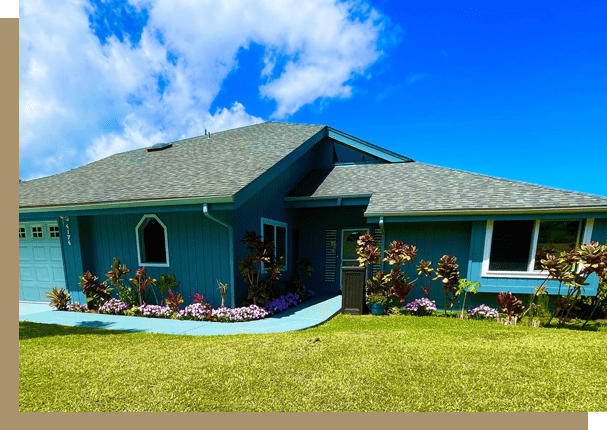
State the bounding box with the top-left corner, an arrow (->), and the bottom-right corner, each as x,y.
379,216 -> 386,272
203,203 -> 235,308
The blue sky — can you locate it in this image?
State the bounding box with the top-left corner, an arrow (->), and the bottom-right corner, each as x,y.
19,0 -> 607,197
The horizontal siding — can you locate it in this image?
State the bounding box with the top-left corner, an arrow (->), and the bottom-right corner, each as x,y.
78,211 -> 231,307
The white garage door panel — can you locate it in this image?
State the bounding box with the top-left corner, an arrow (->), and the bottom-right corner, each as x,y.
19,222 -> 67,302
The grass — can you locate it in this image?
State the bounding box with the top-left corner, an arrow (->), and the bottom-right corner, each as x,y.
19,314 -> 607,411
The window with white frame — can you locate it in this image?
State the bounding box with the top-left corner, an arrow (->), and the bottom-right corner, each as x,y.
261,218 -> 287,270
136,215 -> 169,267
19,226 -> 26,239
482,218 -> 593,277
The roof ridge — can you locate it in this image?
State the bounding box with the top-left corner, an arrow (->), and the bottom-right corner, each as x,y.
414,161 -> 607,200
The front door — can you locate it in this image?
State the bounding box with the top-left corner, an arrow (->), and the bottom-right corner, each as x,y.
340,228 -> 369,289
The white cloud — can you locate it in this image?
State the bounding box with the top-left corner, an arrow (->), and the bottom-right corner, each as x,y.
19,0 -> 389,179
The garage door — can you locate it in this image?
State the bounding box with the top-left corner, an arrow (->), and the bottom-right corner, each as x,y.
19,222 -> 67,302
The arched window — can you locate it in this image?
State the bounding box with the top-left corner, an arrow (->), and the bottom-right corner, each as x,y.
136,215 -> 169,267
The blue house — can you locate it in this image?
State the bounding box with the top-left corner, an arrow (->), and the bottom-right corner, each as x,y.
19,122 -> 607,309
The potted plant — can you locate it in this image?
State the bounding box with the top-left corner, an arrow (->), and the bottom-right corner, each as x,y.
367,293 -> 387,315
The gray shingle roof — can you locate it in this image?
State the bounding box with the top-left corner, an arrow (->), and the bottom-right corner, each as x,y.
19,122 -> 325,208
288,162 -> 607,215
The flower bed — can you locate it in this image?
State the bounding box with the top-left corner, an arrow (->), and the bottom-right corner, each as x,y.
60,291 -> 313,323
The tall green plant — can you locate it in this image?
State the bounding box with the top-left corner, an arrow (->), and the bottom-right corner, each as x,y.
455,279 -> 480,317
154,274 -> 180,304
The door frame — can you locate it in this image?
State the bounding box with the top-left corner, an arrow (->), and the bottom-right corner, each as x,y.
339,227 -> 370,290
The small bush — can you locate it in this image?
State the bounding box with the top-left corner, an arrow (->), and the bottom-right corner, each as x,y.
45,287 -> 71,311
176,303 -> 212,321
210,305 -> 269,322
138,304 -> 172,318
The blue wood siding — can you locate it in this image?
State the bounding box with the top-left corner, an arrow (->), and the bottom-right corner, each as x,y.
232,137 -> 334,305
290,206 -> 373,296
77,210 -> 231,307
383,221 -> 472,307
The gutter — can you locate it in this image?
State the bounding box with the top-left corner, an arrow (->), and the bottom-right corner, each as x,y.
366,206 -> 607,218
203,203 -> 236,308
20,196 -> 234,213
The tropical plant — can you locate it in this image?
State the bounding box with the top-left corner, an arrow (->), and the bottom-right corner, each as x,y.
356,234 -> 435,308
536,242 -> 607,326
165,288 -> 184,312
78,271 -> 113,310
130,267 -> 157,307
433,255 -> 460,314
104,258 -> 138,306
153,274 -> 179,304
45,287 -> 71,311
98,298 -> 131,315
284,258 -> 315,298
497,292 -> 525,320
217,280 -> 228,307
191,293 -> 206,304
455,278 -> 480,317
239,231 -> 284,306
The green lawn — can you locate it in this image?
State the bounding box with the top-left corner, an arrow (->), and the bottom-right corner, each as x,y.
19,315 -> 607,411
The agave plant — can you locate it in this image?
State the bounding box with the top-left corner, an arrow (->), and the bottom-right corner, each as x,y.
45,287 -> 71,311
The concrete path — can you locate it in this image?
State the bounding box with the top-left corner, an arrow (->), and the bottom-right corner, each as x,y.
19,295 -> 343,336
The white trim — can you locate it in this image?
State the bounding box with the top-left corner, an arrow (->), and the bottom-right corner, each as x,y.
135,214 -> 170,267
527,220 -> 541,272
260,217 -> 288,272
339,227 -> 370,290
481,218 -> 590,279
582,218 -> 594,243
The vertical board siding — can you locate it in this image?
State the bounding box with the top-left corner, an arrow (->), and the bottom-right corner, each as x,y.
77,211 -> 231,308
383,221 -> 473,307
290,206 -> 375,296
232,137 -> 335,305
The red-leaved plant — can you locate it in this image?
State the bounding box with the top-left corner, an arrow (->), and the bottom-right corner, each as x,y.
130,267 -> 157,307
165,288 -> 184,312
78,270 -> 113,310
536,242 -> 607,326
434,255 -> 461,314
497,291 -> 526,318
239,231 -> 284,306
356,234 -> 435,307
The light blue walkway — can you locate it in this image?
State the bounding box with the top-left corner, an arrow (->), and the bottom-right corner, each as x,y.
19,295 -> 342,336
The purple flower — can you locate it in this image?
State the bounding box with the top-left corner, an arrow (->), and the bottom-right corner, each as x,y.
403,298 -> 437,316
468,304 -> 499,319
